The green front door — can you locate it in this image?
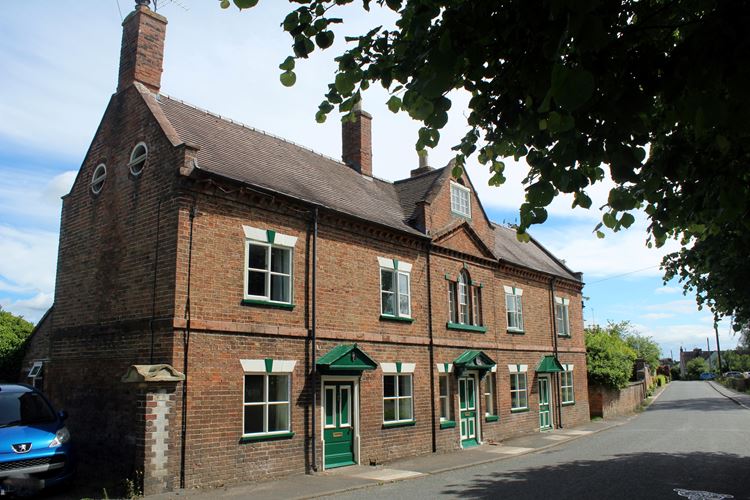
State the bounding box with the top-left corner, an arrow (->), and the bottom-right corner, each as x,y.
458,375 -> 478,447
324,382 -> 355,468
538,376 -> 552,430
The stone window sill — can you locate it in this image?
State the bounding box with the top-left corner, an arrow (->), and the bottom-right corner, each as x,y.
239,431 -> 295,443
382,420 -> 416,429
446,322 -> 487,333
485,415 -> 499,422
439,420 -> 456,429
241,299 -> 295,310
380,315 -> 415,323
510,408 -> 529,414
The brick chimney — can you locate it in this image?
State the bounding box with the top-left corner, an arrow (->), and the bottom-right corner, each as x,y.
410,150 -> 434,177
117,0 -> 168,93
342,101 -> 373,176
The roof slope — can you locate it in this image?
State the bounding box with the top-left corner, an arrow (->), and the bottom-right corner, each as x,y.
493,224 -> 580,280
146,90 -> 581,282
156,94 -> 422,236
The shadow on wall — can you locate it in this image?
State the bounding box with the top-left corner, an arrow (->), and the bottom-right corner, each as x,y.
440,452 -> 748,500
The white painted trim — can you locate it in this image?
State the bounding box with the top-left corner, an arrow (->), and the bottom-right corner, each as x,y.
563,364 -> 574,371
275,233 -> 298,247
450,181 -> 472,218
490,364 -> 497,373
504,286 -> 523,296
436,363 -> 454,373
399,262 -> 413,273
508,364 -> 528,373
555,296 -> 570,305
538,374 -> 554,431
243,225 -> 267,242
378,256 -> 394,269
240,359 -> 297,373
377,257 -> 413,272
380,362 -> 416,374
401,363 -> 416,373
91,163 -> 107,194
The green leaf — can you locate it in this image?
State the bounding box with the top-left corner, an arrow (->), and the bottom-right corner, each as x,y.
596,230 -> 605,239
279,56 -> 295,72
315,31 -> 335,49
716,134 -> 730,154
386,96 -> 401,113
516,231 -> 531,243
233,0 -> 258,9
526,181 -> 555,206
293,37 -> 315,58
603,212 -> 616,229
408,98 -> 435,121
283,12 -> 299,32
220,0 -> 230,9
620,213 -> 635,228
335,72 -> 355,95
551,65 -> 595,111
280,71 -> 297,87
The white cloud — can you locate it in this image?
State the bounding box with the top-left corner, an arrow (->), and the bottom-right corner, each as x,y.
0,225 -> 59,295
654,286 -> 681,295
645,299 -> 700,315
641,313 -> 675,320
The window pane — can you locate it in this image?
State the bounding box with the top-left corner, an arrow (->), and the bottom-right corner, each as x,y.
399,294 -> 410,317
245,375 -> 263,403
325,388 -> 335,427
439,376 -> 447,397
506,294 -> 514,313
381,269 -> 394,292
247,271 -> 266,297
268,375 -> 288,402
472,288 -> 482,325
244,405 -> 263,434
248,244 -> 267,270
268,403 -> 289,432
448,283 -> 456,323
520,390 -> 528,408
383,376 -> 396,398
510,374 -> 518,391
381,292 -> 395,315
519,373 -> 527,391
340,388 -> 350,426
271,247 -> 291,274
399,376 -> 412,397
383,399 -> 396,422
398,398 -> 412,420
270,275 -> 290,302
398,273 -> 409,295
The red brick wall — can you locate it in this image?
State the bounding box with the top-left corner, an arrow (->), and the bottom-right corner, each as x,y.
589,381 -> 645,418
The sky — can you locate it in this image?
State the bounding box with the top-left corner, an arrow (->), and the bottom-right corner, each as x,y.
0,0 -> 738,359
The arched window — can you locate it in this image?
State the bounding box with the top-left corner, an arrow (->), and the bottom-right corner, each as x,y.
457,270 -> 470,324
448,269 -> 483,327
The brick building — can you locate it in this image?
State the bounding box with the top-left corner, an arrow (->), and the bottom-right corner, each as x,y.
26,1 -> 589,493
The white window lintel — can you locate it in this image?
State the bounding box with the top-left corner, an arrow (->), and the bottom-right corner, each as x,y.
240,359 -> 297,373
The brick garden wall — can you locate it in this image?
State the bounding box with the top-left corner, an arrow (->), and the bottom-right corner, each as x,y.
589,381 -> 646,419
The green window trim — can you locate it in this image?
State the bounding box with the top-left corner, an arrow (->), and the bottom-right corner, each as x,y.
239,431 -> 295,443
446,322 -> 487,333
380,314 -> 415,323
485,415 -> 499,422
562,401 -> 576,407
382,420 -> 416,429
439,420 -> 456,429
557,333 -> 572,338
241,299 -> 295,310
510,408 -> 529,414
507,328 -> 525,335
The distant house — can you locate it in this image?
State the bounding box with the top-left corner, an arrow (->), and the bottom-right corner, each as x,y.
679,347 -> 715,376
25,1 -> 590,494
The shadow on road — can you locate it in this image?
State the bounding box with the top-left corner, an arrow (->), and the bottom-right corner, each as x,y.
440,452 -> 748,500
647,398 -> 743,412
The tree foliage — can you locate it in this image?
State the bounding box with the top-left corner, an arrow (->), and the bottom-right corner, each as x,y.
224,0 -> 750,328
686,357 -> 709,380
0,306 -> 34,382
722,350 -> 750,372
585,321 -> 637,389
624,332 -> 661,371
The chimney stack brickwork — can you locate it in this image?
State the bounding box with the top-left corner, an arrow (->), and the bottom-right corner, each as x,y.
118,4 -> 168,93
341,109 -> 373,176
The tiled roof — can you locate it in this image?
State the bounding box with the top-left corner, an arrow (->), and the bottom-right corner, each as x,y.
493,224 -> 580,281
146,89 -> 581,282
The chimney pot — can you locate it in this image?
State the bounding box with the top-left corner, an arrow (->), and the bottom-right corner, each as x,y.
341,105 -> 372,176
118,2 -> 167,93
410,150 -> 435,177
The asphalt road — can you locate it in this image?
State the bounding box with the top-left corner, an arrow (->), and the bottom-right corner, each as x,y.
327,381 -> 750,500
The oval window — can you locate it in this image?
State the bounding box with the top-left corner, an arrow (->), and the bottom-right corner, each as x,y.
128,142 -> 148,176
91,164 -> 107,194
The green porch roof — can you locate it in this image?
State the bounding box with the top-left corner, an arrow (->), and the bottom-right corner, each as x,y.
536,355 -> 564,373
453,350 -> 496,372
316,344 -> 377,372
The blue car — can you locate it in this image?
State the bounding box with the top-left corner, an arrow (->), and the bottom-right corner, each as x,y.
0,384 -> 75,495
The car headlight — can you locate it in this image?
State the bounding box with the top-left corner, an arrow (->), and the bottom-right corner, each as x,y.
49,427 -> 70,448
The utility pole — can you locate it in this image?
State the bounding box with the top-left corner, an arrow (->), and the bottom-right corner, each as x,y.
714,322 -> 723,374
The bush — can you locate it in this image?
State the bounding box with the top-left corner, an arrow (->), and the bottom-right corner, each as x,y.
586,323 -> 638,389
670,366 -> 682,380
0,306 -> 34,382
686,357 -> 709,380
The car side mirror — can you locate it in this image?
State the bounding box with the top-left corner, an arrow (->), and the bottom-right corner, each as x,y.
59,410 -> 68,421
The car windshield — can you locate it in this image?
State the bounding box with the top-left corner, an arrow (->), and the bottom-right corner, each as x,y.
0,391 -> 56,427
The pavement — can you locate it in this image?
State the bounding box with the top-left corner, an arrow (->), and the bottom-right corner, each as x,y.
708,379 -> 750,409
150,411 -> 641,500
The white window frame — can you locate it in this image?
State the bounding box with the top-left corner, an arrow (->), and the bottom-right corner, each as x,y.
91,163 -> 107,194
504,286 -> 524,332
447,281 -> 457,323
561,364 -> 575,404
555,297 -> 571,336
458,272 -> 470,324
128,141 -> 148,176
509,365 -> 529,411
439,374 -> 452,422
450,181 -> 471,218
243,226 -> 297,305
484,373 -> 496,417
383,373 -> 414,424
242,373 -> 291,437
378,258 -> 413,319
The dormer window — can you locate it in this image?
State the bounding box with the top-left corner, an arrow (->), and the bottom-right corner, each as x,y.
91,164 -> 107,194
450,181 -> 471,218
128,142 -> 148,176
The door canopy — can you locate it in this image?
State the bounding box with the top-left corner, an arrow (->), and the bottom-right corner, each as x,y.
536,355 -> 564,373
453,350 -> 496,376
316,344 -> 378,374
